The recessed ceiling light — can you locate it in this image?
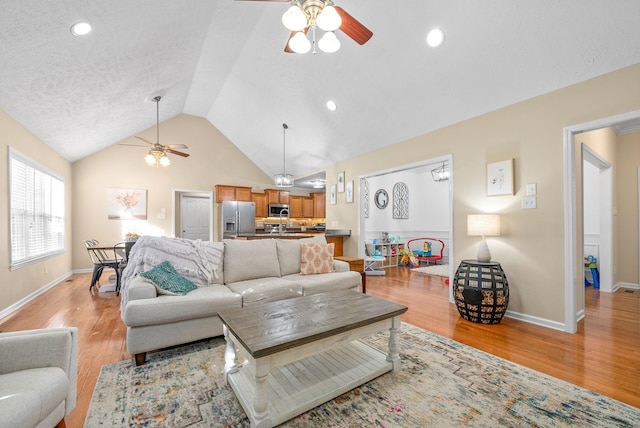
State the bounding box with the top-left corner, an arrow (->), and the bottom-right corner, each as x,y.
426,28 -> 444,48
71,22 -> 92,36
326,100 -> 337,111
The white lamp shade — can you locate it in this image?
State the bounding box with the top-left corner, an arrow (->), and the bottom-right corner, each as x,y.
468,214 -> 500,262
467,214 -> 501,237
317,5 -> 342,31
318,31 -> 340,53
144,153 -> 156,165
288,31 -> 311,53
282,5 -> 307,32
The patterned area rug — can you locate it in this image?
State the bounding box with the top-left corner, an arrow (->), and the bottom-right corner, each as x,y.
85,323 -> 640,427
411,264 -> 449,277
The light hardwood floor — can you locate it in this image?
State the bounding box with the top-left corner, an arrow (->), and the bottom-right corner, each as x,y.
0,266 -> 638,427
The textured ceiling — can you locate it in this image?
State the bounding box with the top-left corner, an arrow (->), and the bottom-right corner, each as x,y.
1,0 -> 640,182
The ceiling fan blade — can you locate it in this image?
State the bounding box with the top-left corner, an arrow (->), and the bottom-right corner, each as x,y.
134,136 -> 155,146
284,27 -> 309,53
166,148 -> 190,158
166,144 -> 189,150
335,6 -> 373,45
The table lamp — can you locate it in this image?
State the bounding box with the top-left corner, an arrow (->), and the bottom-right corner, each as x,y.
467,214 -> 501,262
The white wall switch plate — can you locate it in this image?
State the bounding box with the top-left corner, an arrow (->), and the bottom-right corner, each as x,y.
522,196 -> 537,209
526,183 -> 537,196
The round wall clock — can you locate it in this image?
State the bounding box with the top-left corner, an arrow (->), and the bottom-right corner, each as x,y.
374,189 -> 388,209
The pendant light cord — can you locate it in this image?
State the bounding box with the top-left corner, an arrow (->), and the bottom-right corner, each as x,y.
282,123 -> 288,175
156,96 -> 161,145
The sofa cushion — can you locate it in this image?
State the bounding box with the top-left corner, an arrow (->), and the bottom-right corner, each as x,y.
223,239 -> 281,283
284,270 -> 362,295
124,285 -> 242,326
0,367 -> 69,428
300,242 -> 335,275
140,261 -> 198,296
226,277 -> 302,306
276,235 -> 327,276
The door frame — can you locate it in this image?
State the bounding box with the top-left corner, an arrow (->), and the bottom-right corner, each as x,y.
172,189 -> 214,241
563,109 -> 640,333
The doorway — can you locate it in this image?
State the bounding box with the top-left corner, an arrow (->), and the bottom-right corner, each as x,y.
358,155 -> 454,302
172,189 -> 213,241
582,145 -> 613,297
563,109 -> 640,333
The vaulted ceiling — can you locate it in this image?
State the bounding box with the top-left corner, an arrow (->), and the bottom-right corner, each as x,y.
1,1 -> 640,182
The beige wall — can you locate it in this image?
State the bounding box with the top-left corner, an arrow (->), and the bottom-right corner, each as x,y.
3,64 -> 640,324
324,63 -> 640,324
0,110 -> 73,314
616,131 -> 640,283
72,114 -> 273,271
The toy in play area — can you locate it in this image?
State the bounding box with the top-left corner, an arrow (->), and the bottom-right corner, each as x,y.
399,248 -> 419,268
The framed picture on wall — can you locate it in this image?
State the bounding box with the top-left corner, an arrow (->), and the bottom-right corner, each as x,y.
108,188 -> 147,219
330,184 -> 337,205
337,171 -> 345,193
345,180 -> 354,203
487,159 -> 514,196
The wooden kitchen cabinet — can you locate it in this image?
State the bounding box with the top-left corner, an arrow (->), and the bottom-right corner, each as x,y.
215,185 -> 253,202
312,192 -> 325,218
265,189 -> 290,204
302,197 -> 315,218
252,192 -> 268,217
289,196 -> 303,218
325,236 -> 343,257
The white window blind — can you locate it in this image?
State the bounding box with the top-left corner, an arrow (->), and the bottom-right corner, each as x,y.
9,147 -> 65,269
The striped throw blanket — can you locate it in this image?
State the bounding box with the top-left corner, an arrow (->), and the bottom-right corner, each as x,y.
119,236 -> 223,317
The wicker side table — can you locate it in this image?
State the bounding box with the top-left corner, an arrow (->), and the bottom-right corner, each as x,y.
454,259 -> 509,324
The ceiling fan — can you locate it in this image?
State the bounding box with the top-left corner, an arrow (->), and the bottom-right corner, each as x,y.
124,95 -> 189,167
238,0 -> 373,54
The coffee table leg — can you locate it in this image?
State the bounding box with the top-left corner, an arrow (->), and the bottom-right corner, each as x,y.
386,315 -> 402,372
223,326 -> 238,383
252,359 -> 271,427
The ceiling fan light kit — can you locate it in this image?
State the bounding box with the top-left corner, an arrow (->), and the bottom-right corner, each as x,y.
271,0 -> 371,54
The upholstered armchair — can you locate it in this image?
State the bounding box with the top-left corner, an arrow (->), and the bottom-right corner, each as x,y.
0,327 -> 78,428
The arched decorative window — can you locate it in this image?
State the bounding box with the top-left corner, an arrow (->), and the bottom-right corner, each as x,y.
393,182 -> 409,219
363,179 -> 370,218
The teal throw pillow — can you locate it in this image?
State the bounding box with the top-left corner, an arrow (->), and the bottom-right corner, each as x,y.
140,261 -> 197,296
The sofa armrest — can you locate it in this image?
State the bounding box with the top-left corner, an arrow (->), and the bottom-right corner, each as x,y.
127,275 -> 158,301
0,327 -> 78,415
333,259 -> 349,272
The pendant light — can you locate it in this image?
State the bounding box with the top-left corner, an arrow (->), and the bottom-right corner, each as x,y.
274,123 -> 294,188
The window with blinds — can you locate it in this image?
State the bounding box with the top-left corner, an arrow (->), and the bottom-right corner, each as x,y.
9,147 -> 65,269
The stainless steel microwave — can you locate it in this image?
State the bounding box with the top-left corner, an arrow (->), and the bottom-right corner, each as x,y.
268,204 -> 289,217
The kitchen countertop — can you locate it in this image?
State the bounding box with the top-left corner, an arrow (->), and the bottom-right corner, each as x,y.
240,229 -> 351,239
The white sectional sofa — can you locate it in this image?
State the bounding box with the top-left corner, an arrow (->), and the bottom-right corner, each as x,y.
121,235 -> 361,365
0,327 -> 78,428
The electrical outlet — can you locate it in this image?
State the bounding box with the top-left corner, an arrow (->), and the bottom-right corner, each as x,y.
526,183 -> 537,196
522,196 -> 537,209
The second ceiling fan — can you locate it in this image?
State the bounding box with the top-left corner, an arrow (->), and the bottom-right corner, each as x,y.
239,0 -> 373,54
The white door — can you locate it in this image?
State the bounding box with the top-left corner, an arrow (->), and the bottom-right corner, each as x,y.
180,195 -> 211,241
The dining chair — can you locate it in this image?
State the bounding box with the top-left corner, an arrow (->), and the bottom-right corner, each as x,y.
84,240 -> 127,294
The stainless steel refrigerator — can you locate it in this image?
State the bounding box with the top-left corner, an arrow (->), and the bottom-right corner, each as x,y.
220,201 -> 256,238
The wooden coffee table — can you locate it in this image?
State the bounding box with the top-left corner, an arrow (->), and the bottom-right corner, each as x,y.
218,289 -> 408,428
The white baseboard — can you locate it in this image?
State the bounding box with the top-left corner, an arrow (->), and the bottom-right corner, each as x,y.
504,309 -> 567,332
0,271 -> 73,322
614,282 -> 639,291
